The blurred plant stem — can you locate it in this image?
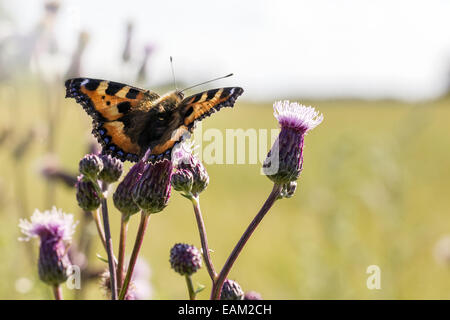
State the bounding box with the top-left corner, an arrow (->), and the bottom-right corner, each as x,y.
92,208 -> 107,251
117,215 -> 129,288
100,182 -> 117,300
190,196 -> 217,281
52,285 -> 63,300
210,183 -> 282,300
185,275 -> 195,300
119,211 -> 150,300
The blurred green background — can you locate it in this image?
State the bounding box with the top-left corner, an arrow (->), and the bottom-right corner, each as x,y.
1,0 -> 450,300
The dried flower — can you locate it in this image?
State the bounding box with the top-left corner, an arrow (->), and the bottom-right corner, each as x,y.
76,175 -> 101,211
244,291 -> 262,300
79,154 -> 103,180
19,207 -> 77,285
169,243 -> 202,276
100,269 -> 136,300
113,159 -> 146,218
220,279 -> 244,300
98,154 -> 123,184
263,101 -> 323,184
132,159 -> 173,214
172,141 -> 209,196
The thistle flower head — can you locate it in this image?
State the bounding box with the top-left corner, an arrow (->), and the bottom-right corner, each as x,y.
169,243 -> 202,276
98,154 -> 123,184
171,141 -> 209,196
76,175 -> 101,211
273,100 -> 323,133
113,159 -> 146,218
263,101 -> 323,184
19,207 -> 77,285
220,279 -> 244,300
79,154 -> 103,180
132,159 -> 173,214
19,207 -> 77,242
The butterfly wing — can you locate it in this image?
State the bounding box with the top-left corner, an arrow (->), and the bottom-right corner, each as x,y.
146,87 -> 244,159
65,78 -> 159,161
179,87 -> 244,127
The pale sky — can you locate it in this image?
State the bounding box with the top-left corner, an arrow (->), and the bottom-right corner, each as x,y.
3,0 -> 450,101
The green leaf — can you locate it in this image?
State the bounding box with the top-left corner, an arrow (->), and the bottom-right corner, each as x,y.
195,284 -> 206,294
96,253 -> 108,263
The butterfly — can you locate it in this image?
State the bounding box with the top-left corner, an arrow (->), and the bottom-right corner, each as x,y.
65,78 -> 243,162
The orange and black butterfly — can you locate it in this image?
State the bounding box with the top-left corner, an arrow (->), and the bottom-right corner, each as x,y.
65,78 -> 243,162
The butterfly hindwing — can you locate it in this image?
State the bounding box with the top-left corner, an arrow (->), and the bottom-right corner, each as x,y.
179,87 -> 244,127
65,78 -> 159,161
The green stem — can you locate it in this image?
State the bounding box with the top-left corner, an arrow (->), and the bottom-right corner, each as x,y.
119,212 -> 150,300
210,183 -> 282,300
100,183 -> 118,300
185,275 -> 196,300
117,215 -> 129,289
52,285 -> 63,300
190,196 -> 217,281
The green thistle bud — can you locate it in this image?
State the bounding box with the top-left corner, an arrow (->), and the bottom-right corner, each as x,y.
171,169 -> 194,195
169,243 -> 202,276
113,160 -> 145,218
132,159 -> 173,214
79,154 -> 103,180
98,154 -> 123,184
76,175 -> 101,211
220,279 -> 244,300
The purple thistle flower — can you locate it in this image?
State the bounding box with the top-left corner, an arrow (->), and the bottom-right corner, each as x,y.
171,141 -> 209,197
263,101 -> 323,184
220,279 -> 244,300
132,159 -> 173,214
169,243 -> 202,276
113,159 -> 146,218
19,207 -> 77,285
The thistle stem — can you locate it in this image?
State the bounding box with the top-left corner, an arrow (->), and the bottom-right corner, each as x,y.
117,215 -> 129,288
210,183 -> 282,300
92,208 -> 107,251
100,183 -> 118,300
119,212 -> 150,300
52,285 -> 63,300
185,275 -> 196,300
191,196 -> 217,281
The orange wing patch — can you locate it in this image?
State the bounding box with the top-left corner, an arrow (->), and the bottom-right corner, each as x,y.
181,87 -> 244,126
102,121 -> 141,154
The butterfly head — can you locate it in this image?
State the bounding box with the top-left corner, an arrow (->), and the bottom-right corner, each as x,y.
157,90 -> 185,110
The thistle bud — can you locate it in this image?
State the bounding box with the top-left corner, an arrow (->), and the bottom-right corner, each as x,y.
76,175 -> 101,211
244,291 -> 262,300
172,141 -> 209,196
132,159 -> 173,214
220,279 -> 244,300
19,207 -> 77,286
113,160 -> 146,218
169,243 -> 202,276
98,154 -> 123,184
263,101 -> 323,184
171,169 -> 194,195
79,154 -> 103,180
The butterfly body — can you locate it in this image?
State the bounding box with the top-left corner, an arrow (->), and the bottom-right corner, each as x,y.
65,78 -> 243,162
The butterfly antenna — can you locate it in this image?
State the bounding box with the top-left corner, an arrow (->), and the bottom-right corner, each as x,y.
180,73 -> 233,93
170,56 -> 178,90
